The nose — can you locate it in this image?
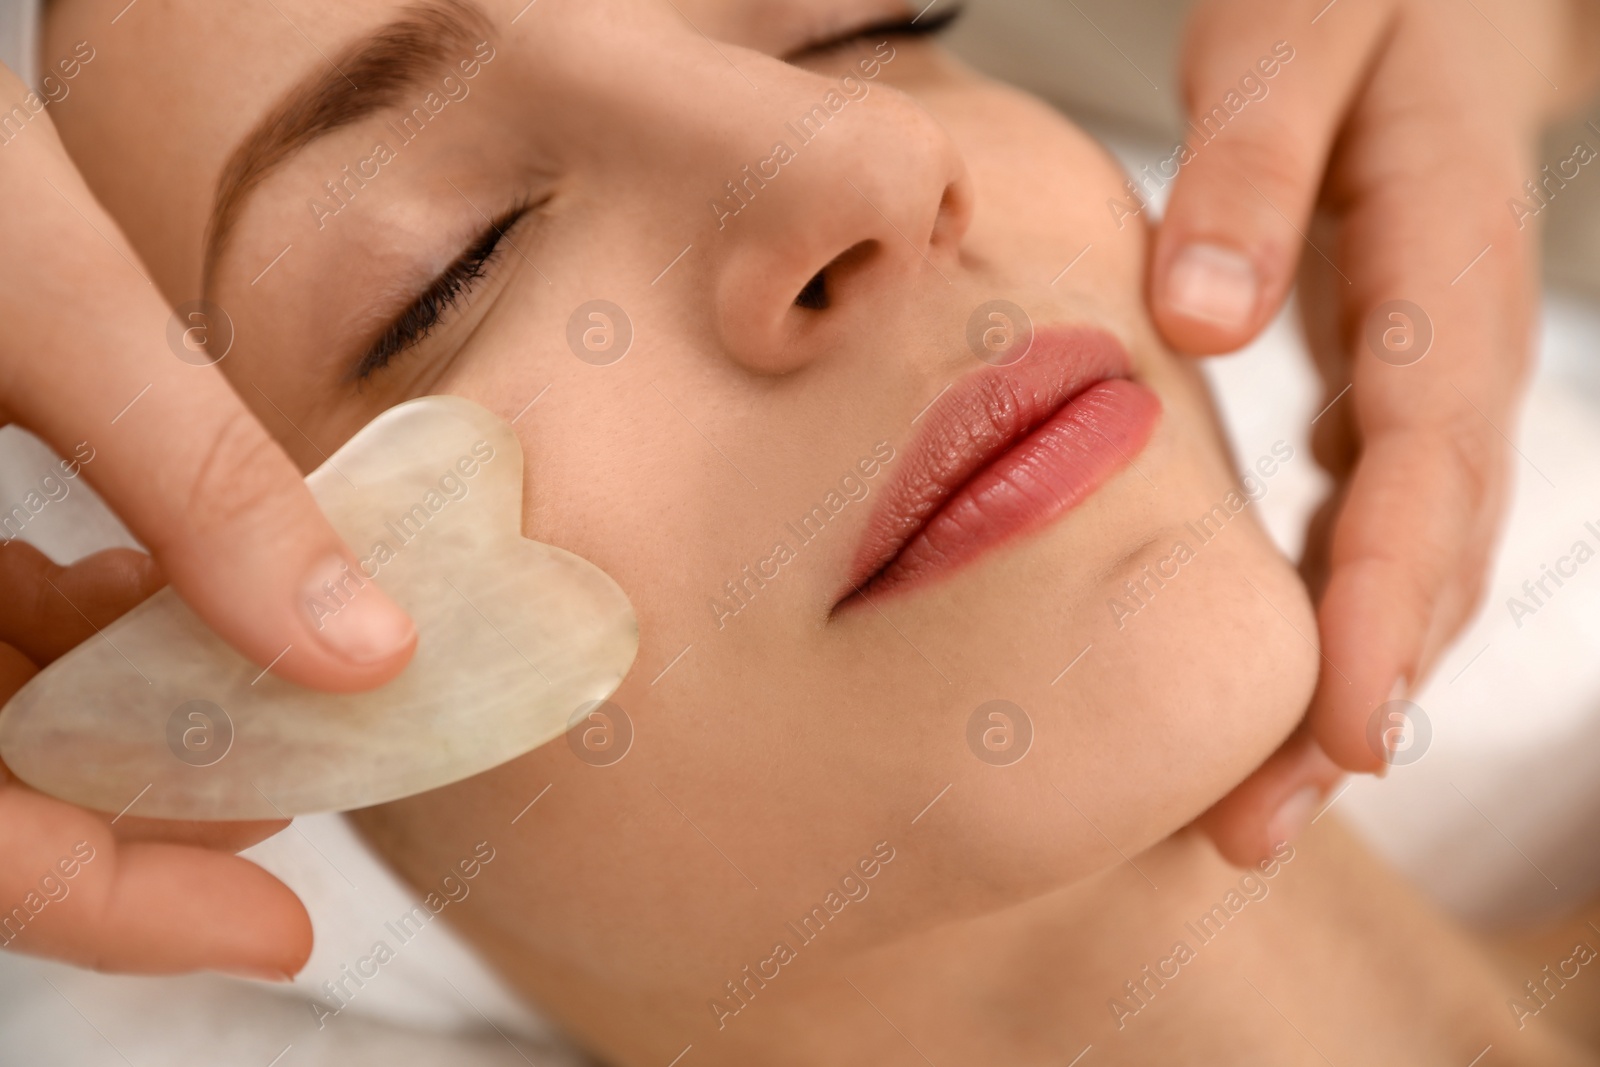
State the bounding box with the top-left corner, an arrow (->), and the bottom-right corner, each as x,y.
706,72 -> 972,375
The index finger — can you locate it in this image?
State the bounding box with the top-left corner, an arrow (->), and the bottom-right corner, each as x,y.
0,74 -> 414,692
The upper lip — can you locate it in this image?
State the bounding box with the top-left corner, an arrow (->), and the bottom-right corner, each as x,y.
840,326 -> 1135,604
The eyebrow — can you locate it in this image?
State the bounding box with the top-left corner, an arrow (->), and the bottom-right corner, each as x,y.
203,0 -> 494,288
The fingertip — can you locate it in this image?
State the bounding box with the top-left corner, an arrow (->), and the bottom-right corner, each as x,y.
280,912 -> 315,980
295,553 -> 418,685
1197,729 -> 1345,868
101,389 -> 418,694
1312,564 -> 1427,773
163,542 -> 418,694
1152,239 -> 1265,354
1310,686 -> 1391,774
0,641 -> 38,698
1264,785 -> 1323,851
102,843 -> 314,977
1197,803 -> 1271,869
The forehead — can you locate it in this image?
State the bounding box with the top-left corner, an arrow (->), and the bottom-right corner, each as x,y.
45,0 -> 908,297
63,0 -> 906,129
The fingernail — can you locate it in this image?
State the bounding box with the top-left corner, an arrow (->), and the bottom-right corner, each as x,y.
216,965 -> 294,983
1376,676 -> 1411,776
1165,242 -> 1258,330
1267,785 -> 1321,848
300,554 -> 415,665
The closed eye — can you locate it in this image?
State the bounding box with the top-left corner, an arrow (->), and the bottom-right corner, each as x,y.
351,200 -> 535,383
787,3 -> 965,60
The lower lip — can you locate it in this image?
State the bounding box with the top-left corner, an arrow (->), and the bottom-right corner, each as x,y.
856,377 -> 1160,600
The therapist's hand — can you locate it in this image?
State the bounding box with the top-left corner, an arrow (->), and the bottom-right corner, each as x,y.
0,546 -> 311,978
1159,0 -> 1600,864
0,62 -> 415,975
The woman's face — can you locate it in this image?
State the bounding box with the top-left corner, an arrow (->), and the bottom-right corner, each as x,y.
48,0 -> 1316,1046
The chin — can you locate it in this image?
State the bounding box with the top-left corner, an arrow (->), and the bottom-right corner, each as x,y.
1119,540 -> 1319,837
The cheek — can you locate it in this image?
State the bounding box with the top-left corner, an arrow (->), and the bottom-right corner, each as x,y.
926,76 -> 1149,297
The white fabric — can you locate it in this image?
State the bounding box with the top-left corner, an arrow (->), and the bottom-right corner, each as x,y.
0,0 -> 38,86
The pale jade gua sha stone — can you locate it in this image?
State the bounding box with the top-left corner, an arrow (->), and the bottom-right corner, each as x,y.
0,395 -> 638,821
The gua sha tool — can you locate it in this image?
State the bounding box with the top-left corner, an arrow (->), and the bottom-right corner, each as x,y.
0,395 -> 638,821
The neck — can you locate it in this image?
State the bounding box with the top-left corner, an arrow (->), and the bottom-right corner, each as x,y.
512,822 -> 1596,1066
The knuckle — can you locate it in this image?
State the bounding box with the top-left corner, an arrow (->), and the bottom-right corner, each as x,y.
1177,116 -> 1324,238
1439,412 -> 1503,493
1214,117 -> 1322,194
1334,532 -> 1444,632
177,409 -> 298,544
1391,557 -> 1442,630
1332,438 -> 1493,601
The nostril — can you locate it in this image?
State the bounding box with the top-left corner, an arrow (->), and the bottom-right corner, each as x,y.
930,182 -> 967,248
792,241 -> 879,313
795,270 -> 829,310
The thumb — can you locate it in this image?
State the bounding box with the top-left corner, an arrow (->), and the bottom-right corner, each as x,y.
1194,726 -> 1345,867
1150,0 -> 1391,353
97,395 -> 419,693
23,378 -> 418,693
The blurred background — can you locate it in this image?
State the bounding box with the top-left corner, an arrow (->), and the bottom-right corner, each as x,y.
3,1 -> 1600,1063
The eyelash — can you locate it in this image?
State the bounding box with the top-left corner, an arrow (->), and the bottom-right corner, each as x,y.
352,10 -> 961,383
353,202 -> 529,382
796,3 -> 965,56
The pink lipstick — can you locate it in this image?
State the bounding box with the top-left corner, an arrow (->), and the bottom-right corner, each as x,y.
841,327 -> 1160,606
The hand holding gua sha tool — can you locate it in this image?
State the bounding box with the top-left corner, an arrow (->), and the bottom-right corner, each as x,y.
0,395 -> 639,820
